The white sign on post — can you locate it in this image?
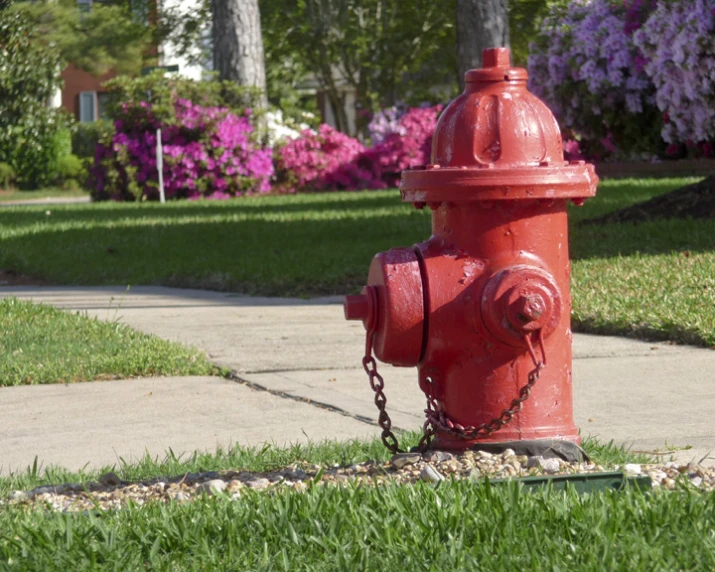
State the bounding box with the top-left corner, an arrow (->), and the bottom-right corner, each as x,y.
156,128 -> 165,203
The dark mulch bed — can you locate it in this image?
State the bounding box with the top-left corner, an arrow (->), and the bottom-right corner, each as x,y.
0,269 -> 52,286
583,175 -> 715,225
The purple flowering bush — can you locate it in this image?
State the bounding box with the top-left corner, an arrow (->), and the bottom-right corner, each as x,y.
634,0 -> 715,155
367,105 -> 407,145
91,99 -> 273,201
528,0 -> 662,158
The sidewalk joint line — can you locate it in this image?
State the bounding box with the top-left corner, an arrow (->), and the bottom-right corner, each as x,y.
227,370 -> 392,429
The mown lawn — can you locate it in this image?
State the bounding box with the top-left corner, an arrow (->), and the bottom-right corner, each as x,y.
4,436 -> 707,571
0,177 -> 712,346
0,188 -> 89,202
4,480 -> 715,570
0,297 -> 214,386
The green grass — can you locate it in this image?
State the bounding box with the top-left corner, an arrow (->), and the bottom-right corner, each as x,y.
0,177 -> 712,345
0,297 -> 214,386
569,178 -> 715,346
0,436 -> 706,571
0,188 -> 89,202
3,481 -> 715,570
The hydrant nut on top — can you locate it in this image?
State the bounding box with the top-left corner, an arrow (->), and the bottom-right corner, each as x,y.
344,48 -> 598,459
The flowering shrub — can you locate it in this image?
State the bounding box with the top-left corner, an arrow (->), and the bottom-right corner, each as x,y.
275,105 -> 442,192
264,109 -> 314,147
367,105 -> 407,145
274,124 -> 383,193
91,99 -> 273,201
361,105 -> 442,187
527,0 -> 662,158
633,0 -> 715,150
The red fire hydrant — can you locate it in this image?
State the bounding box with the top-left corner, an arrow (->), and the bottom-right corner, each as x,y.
345,48 -> 598,458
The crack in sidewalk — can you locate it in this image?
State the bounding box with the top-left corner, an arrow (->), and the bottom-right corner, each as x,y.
227,370 -> 383,429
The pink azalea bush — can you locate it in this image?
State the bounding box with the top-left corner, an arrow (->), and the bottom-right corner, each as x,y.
275,105 -> 442,193
361,105 -> 443,187
274,124 -> 384,193
633,0 -> 715,156
91,99 -> 273,201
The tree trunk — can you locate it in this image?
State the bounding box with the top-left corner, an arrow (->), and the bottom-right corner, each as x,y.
211,0 -> 268,108
456,0 -> 510,90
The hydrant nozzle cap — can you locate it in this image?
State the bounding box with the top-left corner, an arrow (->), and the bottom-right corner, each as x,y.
344,294 -> 369,322
465,48 -> 528,85
482,47 -> 510,68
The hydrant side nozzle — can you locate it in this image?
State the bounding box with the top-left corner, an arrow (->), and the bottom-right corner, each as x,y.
344,294 -> 369,323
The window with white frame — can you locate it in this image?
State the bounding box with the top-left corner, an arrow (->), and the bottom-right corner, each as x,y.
77,0 -> 92,13
79,91 -> 97,123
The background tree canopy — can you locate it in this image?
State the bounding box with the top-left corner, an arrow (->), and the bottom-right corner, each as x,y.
260,0 -> 458,134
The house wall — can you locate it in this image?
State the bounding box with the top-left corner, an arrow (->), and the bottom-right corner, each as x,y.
60,65 -> 115,119
159,0 -> 212,81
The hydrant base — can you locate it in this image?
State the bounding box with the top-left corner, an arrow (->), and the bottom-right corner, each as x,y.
428,438 -> 589,463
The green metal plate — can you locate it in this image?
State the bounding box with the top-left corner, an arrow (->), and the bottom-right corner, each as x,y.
478,471 -> 652,493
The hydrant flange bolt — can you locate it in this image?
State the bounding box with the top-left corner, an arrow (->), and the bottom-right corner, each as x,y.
481,265 -> 563,346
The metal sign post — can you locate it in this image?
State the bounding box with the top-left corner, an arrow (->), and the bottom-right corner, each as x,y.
156,128 -> 165,203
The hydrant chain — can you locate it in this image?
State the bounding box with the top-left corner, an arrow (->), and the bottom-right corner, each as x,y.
363,332 -> 403,454
420,332 -> 544,442
362,326 -> 545,451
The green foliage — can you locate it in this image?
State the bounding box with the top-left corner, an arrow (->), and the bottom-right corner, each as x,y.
101,71 -> 265,122
260,0 -> 457,134
509,0 -> 550,66
71,120 -> 113,159
15,0 -> 153,76
0,5 -> 72,189
0,162 -> 16,190
1,480 -> 715,569
56,153 -> 85,189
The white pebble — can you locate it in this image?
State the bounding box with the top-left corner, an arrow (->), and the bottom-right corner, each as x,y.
420,465 -> 445,483
246,478 -> 271,490
624,464 -> 642,475
538,458 -> 561,473
198,479 -> 227,495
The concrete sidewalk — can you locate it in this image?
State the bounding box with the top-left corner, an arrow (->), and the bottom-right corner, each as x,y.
1,286 -> 713,475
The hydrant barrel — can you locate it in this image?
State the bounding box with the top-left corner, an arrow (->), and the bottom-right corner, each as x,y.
348,47 -> 597,455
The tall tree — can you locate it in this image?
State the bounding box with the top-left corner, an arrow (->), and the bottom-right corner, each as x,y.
212,0 -> 268,108
456,0 -> 510,90
261,0 -> 456,135
12,0 -> 152,76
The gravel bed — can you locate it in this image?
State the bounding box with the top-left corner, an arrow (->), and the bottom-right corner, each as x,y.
3,449 -> 713,513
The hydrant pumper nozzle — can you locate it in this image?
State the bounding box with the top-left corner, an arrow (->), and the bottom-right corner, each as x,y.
345,47 -> 598,455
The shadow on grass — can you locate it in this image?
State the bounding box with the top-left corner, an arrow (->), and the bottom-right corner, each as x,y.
572,317 -> 712,348
569,217 -> 715,260
0,211 -> 430,297
0,191 -> 407,227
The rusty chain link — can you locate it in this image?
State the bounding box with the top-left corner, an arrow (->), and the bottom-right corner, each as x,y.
362,329 -> 546,454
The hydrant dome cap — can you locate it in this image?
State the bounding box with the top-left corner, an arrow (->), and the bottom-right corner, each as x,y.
432,47 -> 563,169
400,47 -> 599,201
